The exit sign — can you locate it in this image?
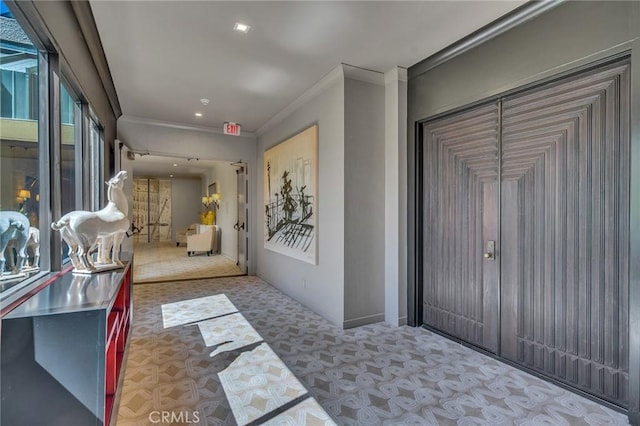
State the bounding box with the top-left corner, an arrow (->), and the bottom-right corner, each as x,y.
223,122 -> 241,136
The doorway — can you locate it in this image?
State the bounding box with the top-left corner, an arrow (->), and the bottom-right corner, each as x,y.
125,154 -> 245,283
419,58 -> 630,407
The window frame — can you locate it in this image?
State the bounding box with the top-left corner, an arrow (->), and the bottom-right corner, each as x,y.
0,1 -> 106,313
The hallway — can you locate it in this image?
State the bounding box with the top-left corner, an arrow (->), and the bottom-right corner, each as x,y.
116,275 -> 628,425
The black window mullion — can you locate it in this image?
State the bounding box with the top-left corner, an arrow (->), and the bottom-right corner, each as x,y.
81,103 -> 91,210
47,53 -> 62,270
37,50 -> 50,272
74,100 -> 83,209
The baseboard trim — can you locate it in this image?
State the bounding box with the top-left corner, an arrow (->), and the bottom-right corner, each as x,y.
343,313 -> 385,329
398,316 -> 408,326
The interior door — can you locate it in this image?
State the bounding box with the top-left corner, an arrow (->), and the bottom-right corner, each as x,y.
500,59 -> 630,407
235,163 -> 248,273
422,102 -> 500,353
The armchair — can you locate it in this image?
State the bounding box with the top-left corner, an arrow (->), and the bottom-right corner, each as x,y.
176,223 -> 198,247
186,227 -> 215,256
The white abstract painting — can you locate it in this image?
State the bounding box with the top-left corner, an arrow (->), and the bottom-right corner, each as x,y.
263,125 -> 318,264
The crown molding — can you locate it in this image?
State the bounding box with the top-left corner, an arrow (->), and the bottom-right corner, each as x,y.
384,67 -> 408,85
256,65 -> 344,137
257,63 -> 386,137
119,115 -> 256,139
409,0 -> 562,79
398,67 -> 408,82
342,63 -> 384,85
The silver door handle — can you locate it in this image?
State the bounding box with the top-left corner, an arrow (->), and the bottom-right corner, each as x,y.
484,240 -> 496,261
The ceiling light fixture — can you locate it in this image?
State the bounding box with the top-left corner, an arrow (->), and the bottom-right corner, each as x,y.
200,98 -> 210,106
173,163 -> 178,167
195,112 -> 203,117
233,22 -> 250,33
169,174 -> 174,178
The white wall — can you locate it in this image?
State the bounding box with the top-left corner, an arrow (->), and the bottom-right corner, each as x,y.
117,116 -> 258,273
204,163 -> 238,260
398,76 -> 408,325
257,68 -> 345,327
171,178 -> 202,241
343,72 -> 386,328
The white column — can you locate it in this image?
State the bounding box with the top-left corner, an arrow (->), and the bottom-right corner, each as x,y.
384,67 -> 408,326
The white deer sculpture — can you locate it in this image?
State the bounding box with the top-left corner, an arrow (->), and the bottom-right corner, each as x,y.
51,170 -> 130,273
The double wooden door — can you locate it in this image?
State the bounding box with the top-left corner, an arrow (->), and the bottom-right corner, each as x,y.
421,58 -> 630,407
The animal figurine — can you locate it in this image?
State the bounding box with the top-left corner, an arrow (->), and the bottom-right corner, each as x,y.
51,171 -> 130,272
0,211 -> 30,275
5,227 -> 40,270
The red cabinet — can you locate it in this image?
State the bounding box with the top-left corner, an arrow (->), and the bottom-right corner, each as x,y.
0,256 -> 133,426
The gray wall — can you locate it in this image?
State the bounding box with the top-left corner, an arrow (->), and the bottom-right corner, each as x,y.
407,1 -> 640,421
409,1 -> 639,123
343,77 -> 386,328
256,65 -> 390,329
171,178 -> 202,241
257,72 -> 345,327
118,117 -> 257,164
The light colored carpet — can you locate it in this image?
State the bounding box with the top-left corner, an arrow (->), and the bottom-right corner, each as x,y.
116,276 -> 629,425
133,241 -> 242,283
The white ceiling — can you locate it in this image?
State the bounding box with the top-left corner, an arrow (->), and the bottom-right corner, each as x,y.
90,0 -> 526,135
130,153 -> 228,179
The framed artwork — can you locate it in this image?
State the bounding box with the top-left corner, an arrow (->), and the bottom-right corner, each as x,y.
263,124 -> 318,264
208,182 -> 217,195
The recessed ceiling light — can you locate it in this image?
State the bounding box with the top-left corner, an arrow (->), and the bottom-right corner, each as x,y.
169,174 -> 174,178
195,112 -> 203,117
173,163 -> 178,167
234,22 -> 250,33
200,98 -> 210,106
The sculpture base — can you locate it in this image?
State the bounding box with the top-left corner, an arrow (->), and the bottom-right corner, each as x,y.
72,263 -> 124,275
0,272 -> 27,281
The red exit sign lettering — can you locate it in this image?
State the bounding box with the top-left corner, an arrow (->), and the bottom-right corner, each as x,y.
223,122 -> 241,136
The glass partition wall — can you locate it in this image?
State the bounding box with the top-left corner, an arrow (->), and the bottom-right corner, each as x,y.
0,1 -> 105,308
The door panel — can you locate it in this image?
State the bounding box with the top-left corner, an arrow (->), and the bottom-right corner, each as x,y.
236,163 -> 247,273
422,103 -> 500,353
500,60 -> 630,406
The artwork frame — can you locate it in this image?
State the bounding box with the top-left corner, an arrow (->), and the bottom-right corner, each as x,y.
263,124 -> 318,264
208,182 -> 217,195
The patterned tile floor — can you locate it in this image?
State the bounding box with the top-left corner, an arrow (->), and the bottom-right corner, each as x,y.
116,276 -> 629,425
133,242 -> 242,283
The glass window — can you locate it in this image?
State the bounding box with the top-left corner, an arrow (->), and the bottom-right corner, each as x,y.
60,83 -> 77,261
0,1 -> 41,296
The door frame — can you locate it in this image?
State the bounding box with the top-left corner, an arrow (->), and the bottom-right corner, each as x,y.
233,161 -> 248,274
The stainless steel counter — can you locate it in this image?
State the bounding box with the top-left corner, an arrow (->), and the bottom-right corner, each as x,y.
6,255 -> 132,318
